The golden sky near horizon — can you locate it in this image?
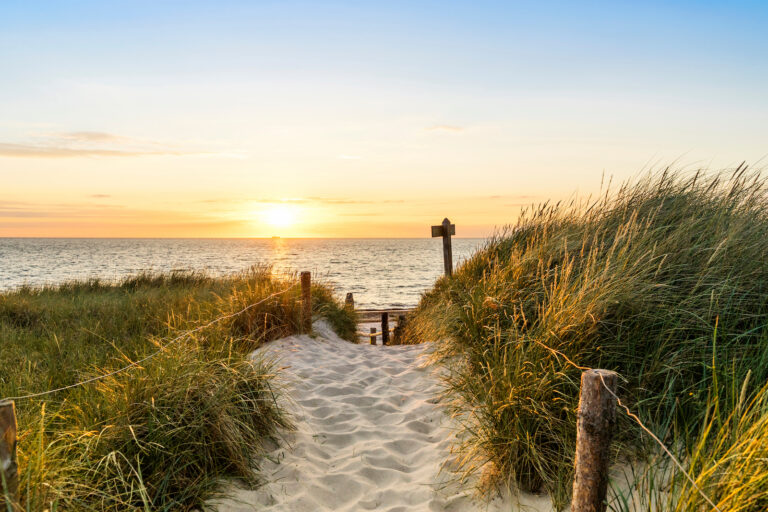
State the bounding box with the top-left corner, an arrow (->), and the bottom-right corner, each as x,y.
2,2 -> 767,238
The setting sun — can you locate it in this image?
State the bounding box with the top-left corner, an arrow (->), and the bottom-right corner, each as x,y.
261,205 -> 297,229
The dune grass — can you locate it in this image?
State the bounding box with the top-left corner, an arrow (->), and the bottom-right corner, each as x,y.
0,267 -> 356,511
404,166 -> 768,510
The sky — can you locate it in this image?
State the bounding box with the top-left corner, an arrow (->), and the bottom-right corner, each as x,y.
1,0 -> 767,238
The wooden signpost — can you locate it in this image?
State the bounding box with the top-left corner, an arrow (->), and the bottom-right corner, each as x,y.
431,217 -> 456,277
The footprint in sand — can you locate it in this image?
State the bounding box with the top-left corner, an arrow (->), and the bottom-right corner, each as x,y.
210,320 -> 553,512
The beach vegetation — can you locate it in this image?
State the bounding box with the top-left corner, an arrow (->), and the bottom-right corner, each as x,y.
0,266 -> 355,511
404,166 -> 768,510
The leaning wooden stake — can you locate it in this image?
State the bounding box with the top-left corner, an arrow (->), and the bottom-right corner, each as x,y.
0,400 -> 18,507
369,327 -> 377,345
572,369 -> 618,512
300,271 -> 312,333
381,312 -> 389,345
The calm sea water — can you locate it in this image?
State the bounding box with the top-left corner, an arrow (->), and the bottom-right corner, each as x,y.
0,238 -> 484,308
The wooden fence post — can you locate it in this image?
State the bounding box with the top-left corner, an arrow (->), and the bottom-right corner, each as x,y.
345,293 -> 354,311
300,271 -> 312,333
381,312 -> 389,345
572,369 -> 618,512
431,217 -> 456,277
369,327 -> 377,345
393,314 -> 406,344
0,400 -> 18,507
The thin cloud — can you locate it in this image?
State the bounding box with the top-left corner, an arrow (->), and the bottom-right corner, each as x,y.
199,196 -> 406,206
0,131 -> 238,159
0,143 -> 186,158
89,194 -> 111,198
0,201 -> 127,219
51,131 -> 129,143
489,194 -> 537,200
426,124 -> 464,132
337,154 -> 362,160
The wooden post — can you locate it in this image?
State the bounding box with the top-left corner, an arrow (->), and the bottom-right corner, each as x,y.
381,312 -> 389,345
393,314 -> 406,344
431,217 -> 456,277
369,327 -> 377,345
0,401 -> 18,507
572,369 -> 618,512
300,271 -> 312,333
345,293 -> 354,311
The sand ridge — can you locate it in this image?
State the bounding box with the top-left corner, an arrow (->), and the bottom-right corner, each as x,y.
212,320 -> 553,512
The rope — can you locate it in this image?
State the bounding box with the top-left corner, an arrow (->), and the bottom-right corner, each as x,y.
1,283 -> 298,403
533,338 -> 721,511
355,327 -> 396,337
597,373 -> 722,512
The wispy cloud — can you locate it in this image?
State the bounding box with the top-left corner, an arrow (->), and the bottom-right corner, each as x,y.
50,131 -> 131,143
425,124 -> 464,132
489,194 -> 537,200
337,154 -> 362,160
0,200 -> 127,219
89,194 -> 112,199
199,196 -> 405,206
0,143 -> 188,158
0,131 -> 239,159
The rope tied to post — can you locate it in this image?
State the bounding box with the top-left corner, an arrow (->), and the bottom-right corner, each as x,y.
355,327 -> 396,337
1,282 -> 299,403
536,338 -> 722,512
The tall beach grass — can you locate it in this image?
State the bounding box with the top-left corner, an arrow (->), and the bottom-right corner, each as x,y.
404,166 -> 768,509
0,267 -> 355,511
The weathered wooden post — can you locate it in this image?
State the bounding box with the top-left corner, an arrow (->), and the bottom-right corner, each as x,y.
393,314 -> 406,344
345,293 -> 354,311
431,217 -> 456,277
300,271 -> 312,333
369,327 -> 377,345
572,369 -> 618,512
0,401 -> 18,507
381,312 -> 390,345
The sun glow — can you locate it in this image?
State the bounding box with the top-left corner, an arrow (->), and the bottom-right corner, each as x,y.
260,205 -> 297,229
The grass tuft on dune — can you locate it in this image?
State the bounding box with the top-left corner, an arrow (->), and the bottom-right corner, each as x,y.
0,266 -> 355,511
405,165 -> 768,510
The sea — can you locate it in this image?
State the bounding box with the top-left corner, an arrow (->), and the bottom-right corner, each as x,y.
0,238 -> 484,309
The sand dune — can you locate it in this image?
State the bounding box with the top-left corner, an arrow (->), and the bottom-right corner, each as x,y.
211,320 -> 554,512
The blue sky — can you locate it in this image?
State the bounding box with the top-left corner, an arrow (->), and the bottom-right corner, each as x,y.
1,1 -> 767,236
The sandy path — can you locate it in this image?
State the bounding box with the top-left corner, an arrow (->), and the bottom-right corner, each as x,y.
212,321 -> 552,512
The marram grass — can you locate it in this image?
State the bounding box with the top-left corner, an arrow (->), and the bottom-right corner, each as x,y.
404,166 -> 768,510
0,267 -> 356,511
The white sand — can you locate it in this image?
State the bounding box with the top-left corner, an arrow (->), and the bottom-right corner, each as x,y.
211,320 -> 554,512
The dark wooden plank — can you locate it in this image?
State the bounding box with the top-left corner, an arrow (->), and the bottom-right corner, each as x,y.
0,401 -> 18,506
300,271 -> 312,333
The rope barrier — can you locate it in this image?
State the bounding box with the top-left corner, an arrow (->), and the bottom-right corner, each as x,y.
355,327 -> 396,337
597,373 -> 722,512
1,283 -> 298,403
533,338 -> 721,511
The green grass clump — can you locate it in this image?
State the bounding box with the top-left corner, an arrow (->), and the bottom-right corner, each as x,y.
0,266 -> 355,511
405,166 -> 768,509
613,370 -> 768,512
